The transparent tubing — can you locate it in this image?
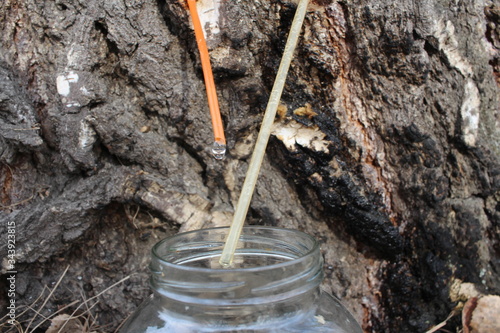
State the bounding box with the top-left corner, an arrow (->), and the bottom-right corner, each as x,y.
119,227 -> 363,333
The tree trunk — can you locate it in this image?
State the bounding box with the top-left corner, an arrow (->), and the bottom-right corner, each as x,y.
1,0 -> 499,332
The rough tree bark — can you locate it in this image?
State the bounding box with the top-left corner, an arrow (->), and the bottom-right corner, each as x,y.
0,0 -> 499,332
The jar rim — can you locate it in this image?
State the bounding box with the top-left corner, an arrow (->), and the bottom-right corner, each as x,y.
151,226 -> 320,273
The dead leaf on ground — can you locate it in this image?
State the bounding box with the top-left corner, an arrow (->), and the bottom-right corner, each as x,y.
463,295 -> 500,333
46,314 -> 84,333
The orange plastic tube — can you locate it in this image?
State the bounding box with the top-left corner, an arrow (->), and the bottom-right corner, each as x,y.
187,0 -> 226,145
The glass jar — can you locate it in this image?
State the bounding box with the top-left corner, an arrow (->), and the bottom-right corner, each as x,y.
119,226 -> 363,332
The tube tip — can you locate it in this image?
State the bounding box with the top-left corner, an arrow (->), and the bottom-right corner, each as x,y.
211,141 -> 226,160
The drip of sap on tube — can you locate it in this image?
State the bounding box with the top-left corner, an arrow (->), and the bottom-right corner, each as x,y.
211,141 -> 226,160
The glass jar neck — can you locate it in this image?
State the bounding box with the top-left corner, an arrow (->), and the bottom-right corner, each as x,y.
149,226 -> 323,328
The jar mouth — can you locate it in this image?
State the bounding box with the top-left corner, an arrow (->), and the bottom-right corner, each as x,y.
150,226 -> 323,316
151,226 -> 320,273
